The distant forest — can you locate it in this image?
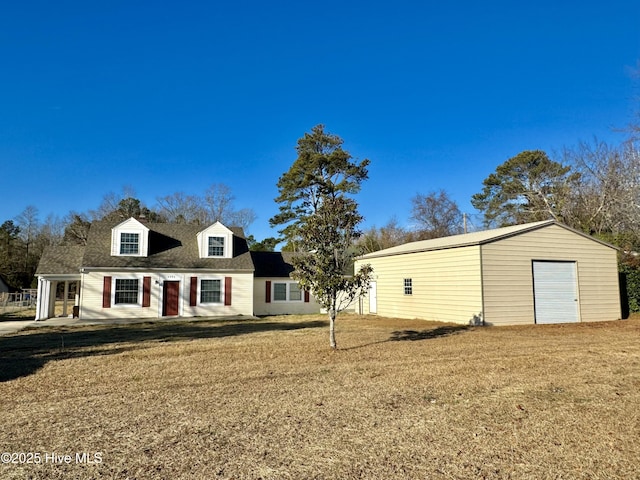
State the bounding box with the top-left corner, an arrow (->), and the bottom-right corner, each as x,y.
2,130 -> 639,312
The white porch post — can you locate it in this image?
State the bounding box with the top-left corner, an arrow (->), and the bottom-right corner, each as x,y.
49,281 -> 58,318
62,281 -> 69,317
35,277 -> 50,321
35,277 -> 43,321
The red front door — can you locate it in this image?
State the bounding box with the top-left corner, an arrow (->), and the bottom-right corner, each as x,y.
162,281 -> 180,316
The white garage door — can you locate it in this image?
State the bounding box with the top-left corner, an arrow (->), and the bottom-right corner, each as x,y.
533,261 -> 580,324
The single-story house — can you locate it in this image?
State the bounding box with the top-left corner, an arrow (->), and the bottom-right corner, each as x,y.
251,251 -> 320,316
354,220 -> 622,326
35,218 -> 320,321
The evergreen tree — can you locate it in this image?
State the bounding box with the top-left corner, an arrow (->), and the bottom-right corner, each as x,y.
270,125 -> 372,349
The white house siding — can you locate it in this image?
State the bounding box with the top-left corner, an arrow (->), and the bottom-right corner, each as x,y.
183,272 -> 254,318
480,224 -> 621,326
79,271 -> 253,320
253,278 -> 321,316
356,245 -> 483,324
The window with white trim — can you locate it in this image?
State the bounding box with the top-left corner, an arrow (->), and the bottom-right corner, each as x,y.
273,282 -> 287,301
289,283 -> 302,301
120,232 -> 140,255
200,279 -> 222,303
404,278 -> 413,295
273,282 -> 303,302
208,236 -> 225,257
115,278 -> 140,304
111,218 -> 149,257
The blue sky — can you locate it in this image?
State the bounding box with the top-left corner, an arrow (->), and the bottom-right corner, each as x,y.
1,0 -> 638,240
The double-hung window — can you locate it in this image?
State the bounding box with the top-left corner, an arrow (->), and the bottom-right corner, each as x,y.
120,233 -> 140,255
273,282 -> 303,302
289,283 -> 302,301
404,278 -> 413,295
201,279 -> 222,303
273,282 -> 287,301
115,279 -> 139,304
208,237 -> 225,257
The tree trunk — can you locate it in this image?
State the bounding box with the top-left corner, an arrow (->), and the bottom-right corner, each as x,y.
329,307 -> 337,349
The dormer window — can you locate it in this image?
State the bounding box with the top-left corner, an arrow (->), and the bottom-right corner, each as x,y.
111,218 -> 149,257
120,233 -> 140,255
197,222 -> 234,259
208,236 -> 225,257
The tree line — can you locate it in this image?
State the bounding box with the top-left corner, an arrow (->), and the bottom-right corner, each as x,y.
2,121 -> 639,347
359,136 -> 639,255
0,184 -> 259,289
2,124 -> 639,316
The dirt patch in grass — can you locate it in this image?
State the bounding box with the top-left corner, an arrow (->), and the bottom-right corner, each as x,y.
1,314 -> 639,479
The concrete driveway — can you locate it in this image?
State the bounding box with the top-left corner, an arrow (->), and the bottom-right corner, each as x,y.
0,319 -> 38,336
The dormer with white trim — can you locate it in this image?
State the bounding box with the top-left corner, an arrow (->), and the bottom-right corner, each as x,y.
111,218 -> 150,257
197,222 -> 234,259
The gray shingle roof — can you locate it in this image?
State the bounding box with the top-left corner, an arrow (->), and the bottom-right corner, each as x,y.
37,221 -> 256,275
81,221 -> 254,271
36,246 -> 86,275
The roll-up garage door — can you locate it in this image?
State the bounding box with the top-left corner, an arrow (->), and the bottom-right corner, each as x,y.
533,261 -> 580,324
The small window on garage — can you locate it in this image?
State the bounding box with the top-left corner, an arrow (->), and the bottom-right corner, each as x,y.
404,278 -> 413,295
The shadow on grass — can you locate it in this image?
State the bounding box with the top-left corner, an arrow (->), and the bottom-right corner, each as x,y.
343,324 -> 470,350
389,325 -> 470,341
0,319 -> 327,382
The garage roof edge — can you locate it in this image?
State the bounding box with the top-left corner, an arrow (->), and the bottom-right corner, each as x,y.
356,220 -> 619,260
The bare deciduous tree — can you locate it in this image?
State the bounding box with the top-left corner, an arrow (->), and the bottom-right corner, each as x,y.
156,192 -> 205,224
564,139 -> 640,240
359,217 -> 411,253
411,190 -> 463,239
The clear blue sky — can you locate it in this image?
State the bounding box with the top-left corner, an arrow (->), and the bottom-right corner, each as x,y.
1,0 -> 638,240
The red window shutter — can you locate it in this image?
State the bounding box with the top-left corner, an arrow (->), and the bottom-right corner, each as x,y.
304,289 -> 310,303
224,277 -> 232,306
102,276 -> 112,308
142,276 -> 151,307
265,280 -> 271,303
190,277 -> 197,306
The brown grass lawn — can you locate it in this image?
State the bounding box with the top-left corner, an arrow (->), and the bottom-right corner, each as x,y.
0,301 -> 67,320
1,314 -> 639,479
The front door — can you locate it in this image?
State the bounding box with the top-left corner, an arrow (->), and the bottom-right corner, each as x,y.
162,281 -> 180,316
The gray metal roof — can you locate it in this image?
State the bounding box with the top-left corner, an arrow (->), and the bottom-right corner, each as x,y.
358,220 -> 617,259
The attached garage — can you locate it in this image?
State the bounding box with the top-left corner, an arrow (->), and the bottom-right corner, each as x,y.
354,221 -> 622,326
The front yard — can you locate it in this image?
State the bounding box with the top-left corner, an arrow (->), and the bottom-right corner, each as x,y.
1,314 -> 639,479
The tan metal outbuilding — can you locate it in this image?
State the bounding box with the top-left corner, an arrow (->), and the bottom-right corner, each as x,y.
354,221 -> 622,326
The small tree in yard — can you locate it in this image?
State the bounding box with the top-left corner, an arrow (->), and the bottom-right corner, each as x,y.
270,125 -> 373,349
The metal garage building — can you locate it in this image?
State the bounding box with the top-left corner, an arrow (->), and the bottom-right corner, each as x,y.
354,220 -> 622,326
